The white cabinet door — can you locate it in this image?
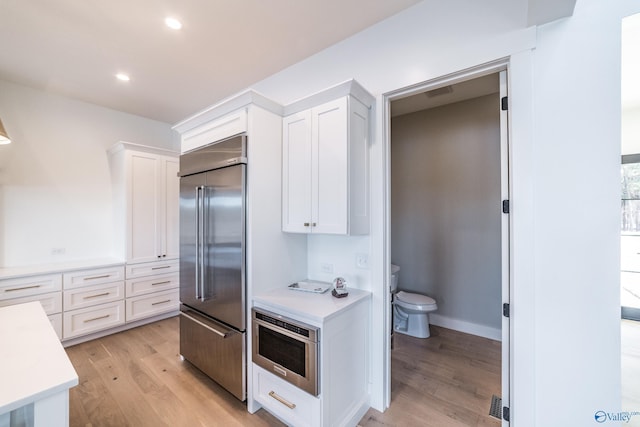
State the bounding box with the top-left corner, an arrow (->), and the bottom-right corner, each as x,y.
129,151 -> 161,263
127,151 -> 179,263
163,157 -> 180,260
282,96 -> 368,235
282,110 -> 313,233
312,98 -> 348,235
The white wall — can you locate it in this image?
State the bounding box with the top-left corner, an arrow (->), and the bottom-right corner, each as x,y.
247,0 -> 638,424
0,79 -> 174,267
623,107 -> 640,155
391,94 -> 502,333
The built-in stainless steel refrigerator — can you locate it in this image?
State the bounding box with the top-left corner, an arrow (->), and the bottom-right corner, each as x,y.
178,134 -> 247,401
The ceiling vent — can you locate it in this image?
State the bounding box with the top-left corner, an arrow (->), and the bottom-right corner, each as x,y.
425,85 -> 453,98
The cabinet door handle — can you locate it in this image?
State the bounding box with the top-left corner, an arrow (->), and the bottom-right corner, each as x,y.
312,222 -> 316,227
304,222 -> 310,227
151,281 -> 171,286
83,292 -> 110,300
83,314 -> 110,323
84,274 -> 111,281
268,391 -> 296,409
5,284 -> 41,292
151,299 -> 172,306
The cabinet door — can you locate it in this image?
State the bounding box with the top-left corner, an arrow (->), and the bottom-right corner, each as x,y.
282,110 -> 313,233
128,152 -> 161,263
162,156 -> 180,260
312,98 -> 348,234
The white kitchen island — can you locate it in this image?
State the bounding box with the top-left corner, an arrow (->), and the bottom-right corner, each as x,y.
0,302 -> 78,427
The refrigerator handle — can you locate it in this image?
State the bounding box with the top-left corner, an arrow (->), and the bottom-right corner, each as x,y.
195,185 -> 204,300
200,186 -> 208,302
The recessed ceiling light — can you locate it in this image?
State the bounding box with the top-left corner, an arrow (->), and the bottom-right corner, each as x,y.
116,73 -> 130,82
165,17 -> 182,30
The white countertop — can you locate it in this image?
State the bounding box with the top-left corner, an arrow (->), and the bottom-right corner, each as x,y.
0,302 -> 78,414
253,284 -> 371,324
0,258 -> 124,280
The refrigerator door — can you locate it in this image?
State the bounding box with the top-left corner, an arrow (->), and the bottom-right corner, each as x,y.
180,164 -> 246,331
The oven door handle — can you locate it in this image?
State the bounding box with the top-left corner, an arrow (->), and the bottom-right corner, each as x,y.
181,312 -> 231,338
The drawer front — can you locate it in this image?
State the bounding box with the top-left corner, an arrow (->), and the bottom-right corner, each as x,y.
125,273 -> 179,298
0,274 -> 62,300
126,260 -> 179,279
253,365 -> 321,427
64,282 -> 125,311
63,266 -> 125,289
49,313 -> 63,340
0,291 -> 62,315
63,301 -> 125,340
126,289 -> 179,322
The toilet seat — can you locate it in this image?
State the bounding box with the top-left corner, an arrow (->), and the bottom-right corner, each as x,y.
395,291 -> 437,311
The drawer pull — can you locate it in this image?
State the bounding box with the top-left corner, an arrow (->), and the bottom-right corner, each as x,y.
151,266 -> 171,270
5,284 -> 41,292
152,281 -> 172,286
83,292 -> 110,300
84,274 -> 111,281
83,314 -> 110,323
268,391 -> 296,409
151,299 -> 172,306
303,222 -> 310,227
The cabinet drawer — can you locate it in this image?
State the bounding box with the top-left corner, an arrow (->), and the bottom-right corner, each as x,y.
126,289 -> 179,322
63,266 -> 125,289
63,301 -> 125,339
0,274 -> 62,300
64,282 -> 124,311
126,260 -> 179,279
0,291 -> 62,315
125,273 -> 179,297
49,313 -> 63,340
253,364 -> 321,427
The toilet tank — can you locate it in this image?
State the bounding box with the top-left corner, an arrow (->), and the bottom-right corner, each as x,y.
390,264 -> 400,292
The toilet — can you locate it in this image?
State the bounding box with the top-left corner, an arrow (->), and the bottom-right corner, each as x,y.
391,264 -> 438,338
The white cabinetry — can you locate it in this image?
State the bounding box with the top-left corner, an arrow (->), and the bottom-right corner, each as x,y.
109,142 -> 180,264
0,274 -> 63,338
124,259 -> 179,322
62,266 -> 125,339
252,289 -> 370,427
282,95 -> 371,235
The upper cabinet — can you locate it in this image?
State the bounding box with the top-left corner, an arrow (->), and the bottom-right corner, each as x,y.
282,82 -> 373,235
109,143 -> 180,264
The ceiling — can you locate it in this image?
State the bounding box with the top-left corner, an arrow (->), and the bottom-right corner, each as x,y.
0,0 -> 422,124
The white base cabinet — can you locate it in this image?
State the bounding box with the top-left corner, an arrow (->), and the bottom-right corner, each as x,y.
253,364 -> 321,427
252,289 -> 370,427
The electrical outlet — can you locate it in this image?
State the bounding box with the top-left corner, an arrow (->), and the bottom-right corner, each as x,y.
320,263 -> 334,273
356,253 -> 369,269
51,247 -> 66,255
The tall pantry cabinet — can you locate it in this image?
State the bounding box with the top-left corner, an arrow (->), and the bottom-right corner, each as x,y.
108,142 -> 180,324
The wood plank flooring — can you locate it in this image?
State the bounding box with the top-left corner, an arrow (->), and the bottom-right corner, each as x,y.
359,327 -> 501,427
65,317 -> 502,427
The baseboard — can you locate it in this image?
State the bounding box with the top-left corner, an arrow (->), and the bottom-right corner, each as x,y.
429,313 -> 501,341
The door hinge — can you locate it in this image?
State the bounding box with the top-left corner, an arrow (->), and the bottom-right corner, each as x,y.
502,199 -> 510,214
503,406 -> 510,421
501,96 -> 508,111
503,303 -> 510,318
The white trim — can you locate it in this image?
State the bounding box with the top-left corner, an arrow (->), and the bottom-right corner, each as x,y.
429,313 -> 502,342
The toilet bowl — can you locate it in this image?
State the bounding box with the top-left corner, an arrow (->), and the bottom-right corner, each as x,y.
391,264 -> 438,339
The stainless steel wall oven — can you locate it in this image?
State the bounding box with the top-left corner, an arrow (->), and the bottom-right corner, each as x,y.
251,307 -> 319,396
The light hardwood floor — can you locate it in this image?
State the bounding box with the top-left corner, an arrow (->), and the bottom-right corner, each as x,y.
65,317 -> 502,427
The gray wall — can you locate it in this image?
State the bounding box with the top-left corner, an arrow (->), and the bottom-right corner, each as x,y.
391,93 -> 501,329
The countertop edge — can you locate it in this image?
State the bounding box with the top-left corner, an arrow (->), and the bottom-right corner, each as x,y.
0,258 -> 125,280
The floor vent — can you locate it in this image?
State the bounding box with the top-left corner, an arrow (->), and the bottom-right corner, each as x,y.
489,395 -> 502,420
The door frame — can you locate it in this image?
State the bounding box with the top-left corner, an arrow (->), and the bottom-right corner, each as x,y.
380,58 -> 512,425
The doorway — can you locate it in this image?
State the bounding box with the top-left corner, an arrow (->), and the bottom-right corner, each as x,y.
382,62 -> 511,426
621,11 -> 640,417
